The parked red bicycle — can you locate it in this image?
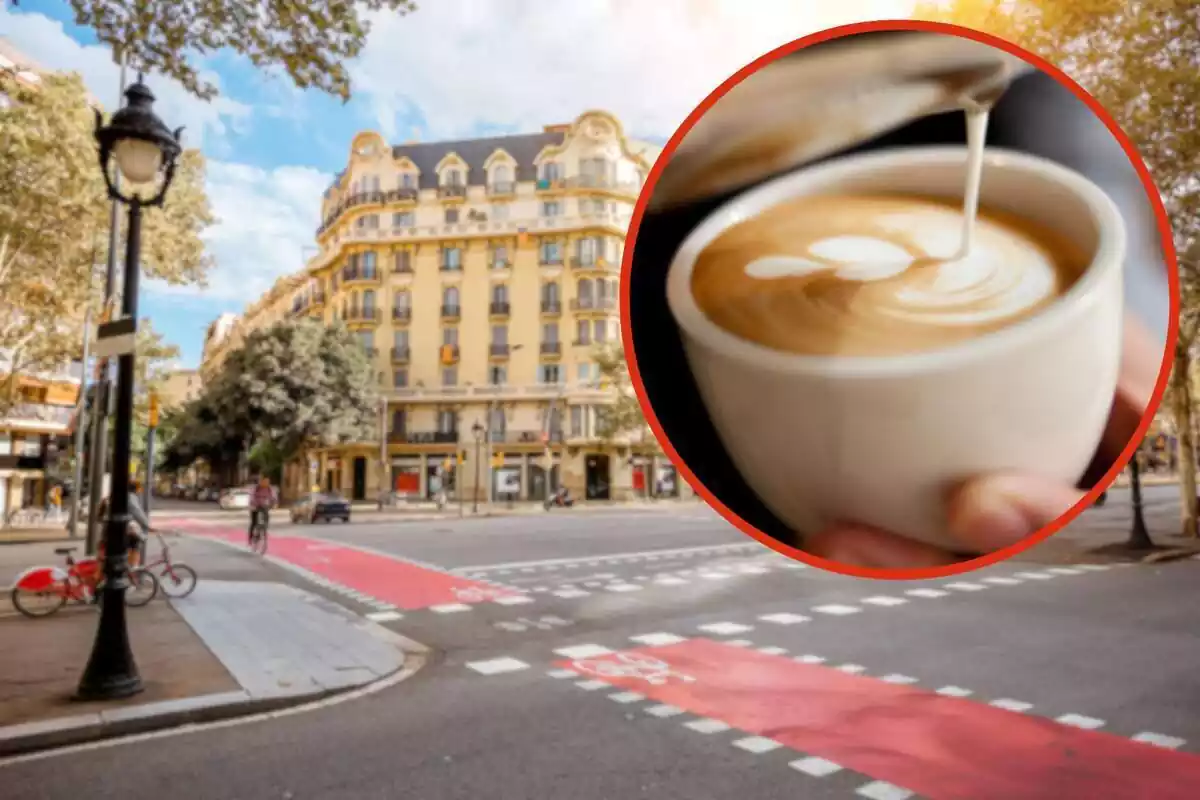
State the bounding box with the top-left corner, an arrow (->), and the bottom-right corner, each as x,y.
141,532 -> 198,598
9,546 -> 159,617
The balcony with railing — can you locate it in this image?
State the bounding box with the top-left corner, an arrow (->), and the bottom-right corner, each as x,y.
487,181 -> 516,197
564,174 -> 641,194
539,252 -> 564,267
493,429 -> 565,445
540,300 -> 562,315
437,184 -> 467,200
403,430 -> 459,445
571,256 -> 617,271
1,403 -> 74,429
341,264 -> 380,284
345,307 -> 381,324
391,255 -> 414,275
489,343 -> 510,360
536,176 -> 566,193
539,341 -> 562,357
440,259 -> 463,272
489,301 -> 511,318
490,255 -> 512,271
571,296 -> 618,312
392,307 -> 412,323
441,304 -> 461,321
388,346 -> 410,364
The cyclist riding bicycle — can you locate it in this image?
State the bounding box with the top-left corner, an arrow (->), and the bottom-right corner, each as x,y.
248,476 -> 278,545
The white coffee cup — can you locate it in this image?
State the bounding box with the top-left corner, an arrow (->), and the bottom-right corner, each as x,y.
665,147 -> 1126,551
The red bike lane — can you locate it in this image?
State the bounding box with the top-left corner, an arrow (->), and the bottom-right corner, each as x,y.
556,638 -> 1200,799
165,520 -> 522,610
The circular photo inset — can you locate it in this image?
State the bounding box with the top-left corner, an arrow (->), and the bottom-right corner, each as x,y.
624,21 -> 1177,579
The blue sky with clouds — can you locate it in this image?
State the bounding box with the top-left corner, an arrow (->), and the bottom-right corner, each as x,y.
2,0 -> 913,367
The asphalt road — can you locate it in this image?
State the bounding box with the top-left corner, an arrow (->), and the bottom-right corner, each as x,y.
4,501 -> 1200,798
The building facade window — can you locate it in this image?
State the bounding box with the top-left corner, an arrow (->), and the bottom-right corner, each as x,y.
542,323 -> 558,343
538,364 -> 562,384
492,203 -> 510,221
442,246 -> 462,270
570,405 -> 584,437
577,362 -> 592,382
491,245 -> 509,268
445,207 -> 460,224
357,331 -> 374,350
593,319 -> 607,343
393,211 -> 414,227
541,200 -> 562,217
393,250 -> 411,273
443,286 -> 460,312
393,369 -> 409,388
540,161 -> 561,182
540,240 -> 562,264
491,324 -> 507,345
437,409 -> 457,433
442,366 -> 458,386
489,365 -> 507,385
576,319 -> 590,344
577,278 -> 594,307
442,326 -> 459,346
491,284 -> 508,304
442,168 -> 463,186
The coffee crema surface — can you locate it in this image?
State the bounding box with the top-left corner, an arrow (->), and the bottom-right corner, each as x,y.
690,193 -> 1086,356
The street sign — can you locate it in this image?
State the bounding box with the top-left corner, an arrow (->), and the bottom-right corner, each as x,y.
93,316 -> 137,359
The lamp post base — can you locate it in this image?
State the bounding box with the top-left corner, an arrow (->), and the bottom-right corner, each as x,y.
75,583 -> 144,701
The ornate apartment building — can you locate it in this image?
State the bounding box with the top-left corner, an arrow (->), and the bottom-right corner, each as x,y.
202,111 -> 687,503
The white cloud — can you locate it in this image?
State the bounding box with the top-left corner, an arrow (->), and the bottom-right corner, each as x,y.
351,0 -> 919,140
0,7 -> 251,150
147,161 -> 332,303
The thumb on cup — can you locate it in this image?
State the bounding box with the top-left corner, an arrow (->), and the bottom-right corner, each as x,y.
947,474 -> 1085,553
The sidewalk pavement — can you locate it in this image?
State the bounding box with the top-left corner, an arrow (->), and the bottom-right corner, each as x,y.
0,578 -> 425,757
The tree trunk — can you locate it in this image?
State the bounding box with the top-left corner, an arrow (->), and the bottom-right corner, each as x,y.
1169,353 -> 1198,537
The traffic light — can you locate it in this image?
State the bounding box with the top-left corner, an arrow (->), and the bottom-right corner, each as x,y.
491,453 -> 503,469
148,391 -> 160,428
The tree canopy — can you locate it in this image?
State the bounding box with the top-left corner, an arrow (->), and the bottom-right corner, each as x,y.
160,319 -> 378,473
0,67 -> 212,411
30,0 -> 417,102
593,342 -> 657,448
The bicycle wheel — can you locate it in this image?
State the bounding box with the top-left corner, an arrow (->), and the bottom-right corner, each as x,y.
251,529 -> 269,555
158,563 -> 198,598
124,568 -> 159,607
10,583 -> 67,617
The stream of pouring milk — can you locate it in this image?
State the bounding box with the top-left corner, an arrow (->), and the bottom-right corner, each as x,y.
956,105 -> 989,260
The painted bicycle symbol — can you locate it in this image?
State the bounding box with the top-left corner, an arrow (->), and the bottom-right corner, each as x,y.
572,652 -> 697,686
453,585 -> 512,603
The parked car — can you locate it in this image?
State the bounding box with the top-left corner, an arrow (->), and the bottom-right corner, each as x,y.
203,487 -> 221,502
219,488 -> 251,510
290,492 -> 351,524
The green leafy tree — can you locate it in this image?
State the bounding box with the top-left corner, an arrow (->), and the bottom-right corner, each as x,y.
916,0 -> 1200,536
25,0 -> 417,102
593,342 -> 657,447
0,67 -> 213,412
205,318 -> 377,481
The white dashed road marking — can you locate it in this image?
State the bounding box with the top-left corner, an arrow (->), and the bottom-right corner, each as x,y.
1133,732 -> 1187,749
990,699 -> 1033,713
698,622 -> 753,635
554,644 -> 614,659
629,632 -> 688,646
1056,713 -> 1105,730
466,657 -> 529,675
759,613 -> 811,625
684,718 -> 732,734
732,736 -> 782,754
790,756 -> 843,777
813,605 -> 861,616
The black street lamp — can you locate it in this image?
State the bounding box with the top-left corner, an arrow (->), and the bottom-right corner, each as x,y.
472,421 -> 485,514
1128,443 -> 1153,550
77,77 -> 182,701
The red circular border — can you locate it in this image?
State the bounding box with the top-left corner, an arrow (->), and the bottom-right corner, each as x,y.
619,19 -> 1181,581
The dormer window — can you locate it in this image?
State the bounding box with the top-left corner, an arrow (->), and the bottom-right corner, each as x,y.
442,168 -> 463,187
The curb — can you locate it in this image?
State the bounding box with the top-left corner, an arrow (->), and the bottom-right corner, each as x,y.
0,617 -> 430,760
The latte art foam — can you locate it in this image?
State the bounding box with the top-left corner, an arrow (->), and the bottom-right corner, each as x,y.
692,194 -> 1085,356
